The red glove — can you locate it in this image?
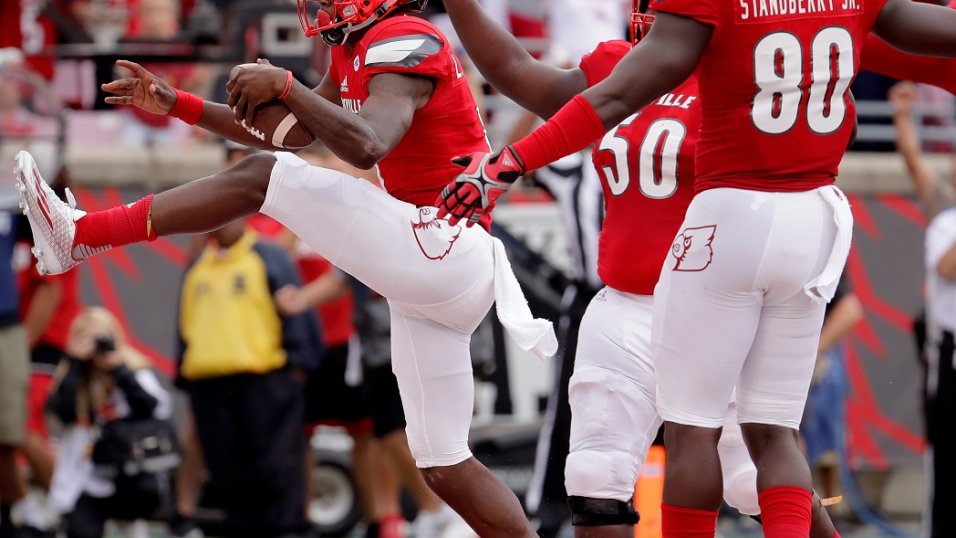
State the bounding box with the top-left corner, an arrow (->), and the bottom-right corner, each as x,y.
435,146 -> 525,227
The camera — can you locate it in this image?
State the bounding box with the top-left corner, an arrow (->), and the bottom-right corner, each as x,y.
93,335 -> 116,355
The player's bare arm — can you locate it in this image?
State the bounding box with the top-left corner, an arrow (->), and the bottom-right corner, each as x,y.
436,11 -> 712,225
443,0 -> 585,118
581,12 -> 710,130
229,61 -> 433,169
873,0 -> 956,56
102,59 -> 337,150
102,60 -> 275,148
286,72 -> 432,169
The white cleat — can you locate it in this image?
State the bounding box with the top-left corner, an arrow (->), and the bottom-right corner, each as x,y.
14,150 -> 86,275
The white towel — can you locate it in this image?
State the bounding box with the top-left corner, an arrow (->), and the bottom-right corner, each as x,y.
491,237 -> 559,359
804,185 -> 854,303
344,334 -> 363,387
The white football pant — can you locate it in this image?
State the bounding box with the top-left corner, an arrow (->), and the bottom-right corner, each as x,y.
566,288 -> 759,515
261,152 -> 538,468
654,186 -> 852,429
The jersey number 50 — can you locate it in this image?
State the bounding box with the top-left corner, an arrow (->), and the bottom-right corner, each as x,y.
752,27 -> 854,135
598,116 -> 686,199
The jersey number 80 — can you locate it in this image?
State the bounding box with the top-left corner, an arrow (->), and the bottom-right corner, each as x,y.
752,27 -> 854,135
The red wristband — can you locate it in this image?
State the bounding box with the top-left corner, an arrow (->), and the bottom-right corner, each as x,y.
278,70 -> 294,101
169,88 -> 203,125
510,94 -> 606,172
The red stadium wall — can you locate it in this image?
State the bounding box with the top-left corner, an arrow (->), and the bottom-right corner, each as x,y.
843,194 -> 928,471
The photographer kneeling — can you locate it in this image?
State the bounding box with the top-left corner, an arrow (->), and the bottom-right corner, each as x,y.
45,307 -> 174,538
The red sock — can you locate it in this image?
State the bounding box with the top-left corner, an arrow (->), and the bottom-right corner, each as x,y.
74,195 -> 157,250
661,503 -> 718,538
759,486 -> 812,538
378,512 -> 404,538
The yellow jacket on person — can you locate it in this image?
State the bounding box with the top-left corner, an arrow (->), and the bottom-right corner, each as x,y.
177,231 -> 320,380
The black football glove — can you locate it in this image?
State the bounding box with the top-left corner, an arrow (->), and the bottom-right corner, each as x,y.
435,146 -> 525,227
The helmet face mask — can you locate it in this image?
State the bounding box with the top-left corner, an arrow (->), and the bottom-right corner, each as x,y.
630,0 -> 655,44
297,0 -> 429,46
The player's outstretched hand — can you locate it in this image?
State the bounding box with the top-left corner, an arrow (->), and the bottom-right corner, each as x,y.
226,59 -> 290,129
435,147 -> 525,227
101,60 -> 176,115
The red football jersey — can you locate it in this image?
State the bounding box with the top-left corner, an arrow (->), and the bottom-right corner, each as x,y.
583,41 -> 700,295
329,16 -> 490,207
652,0 -> 888,193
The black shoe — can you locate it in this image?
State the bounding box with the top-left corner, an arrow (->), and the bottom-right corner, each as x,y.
14,527 -> 56,538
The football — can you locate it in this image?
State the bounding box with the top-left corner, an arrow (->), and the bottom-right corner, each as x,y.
229,65 -> 314,150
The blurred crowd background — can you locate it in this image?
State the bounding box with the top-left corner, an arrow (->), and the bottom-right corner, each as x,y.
0,1 -> 954,537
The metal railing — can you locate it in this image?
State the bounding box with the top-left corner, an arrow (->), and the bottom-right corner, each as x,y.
855,99 -> 956,148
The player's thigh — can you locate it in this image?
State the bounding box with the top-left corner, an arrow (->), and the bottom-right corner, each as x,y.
736,296 -> 826,428
653,189 -> 773,428
738,188 -> 843,428
565,289 -> 661,501
261,152 -> 495,307
387,303 -> 474,468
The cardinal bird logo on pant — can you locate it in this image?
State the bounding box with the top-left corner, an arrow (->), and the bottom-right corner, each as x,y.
412,208 -> 462,260
671,225 -> 717,272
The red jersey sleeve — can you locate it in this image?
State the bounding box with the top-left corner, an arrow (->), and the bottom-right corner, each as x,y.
861,35 -> 956,94
359,17 -> 454,87
651,0 -> 721,27
578,40 -> 631,88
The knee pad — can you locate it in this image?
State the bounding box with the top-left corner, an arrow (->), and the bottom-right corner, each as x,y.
718,404 -> 759,516
722,466 -> 760,516
565,449 -> 638,502
566,364 -> 656,502
568,496 -> 639,526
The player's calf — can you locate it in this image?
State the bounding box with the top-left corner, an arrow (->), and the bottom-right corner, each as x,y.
147,153 -> 275,236
16,151 -> 278,276
419,459 -> 537,538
